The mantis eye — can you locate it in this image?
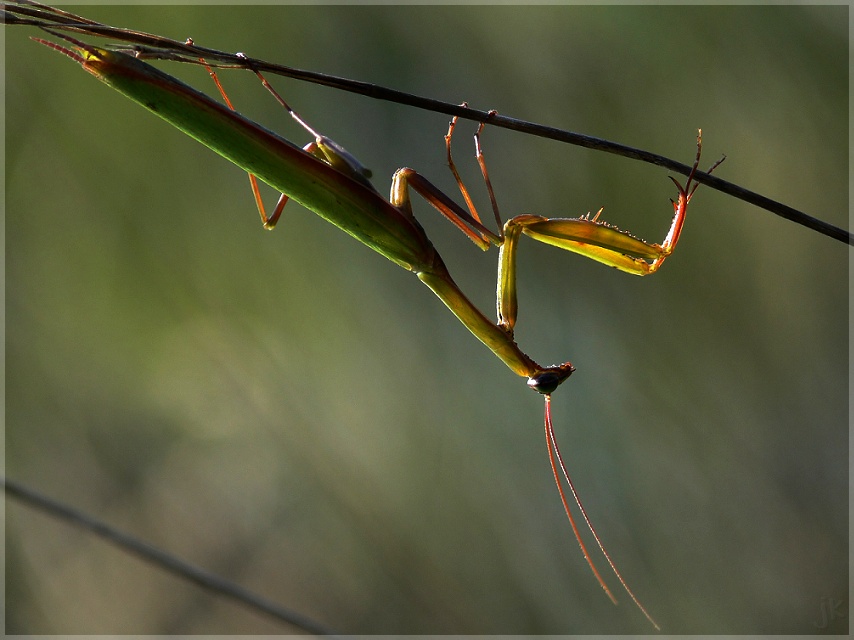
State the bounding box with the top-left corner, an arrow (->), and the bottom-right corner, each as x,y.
527,363 -> 575,395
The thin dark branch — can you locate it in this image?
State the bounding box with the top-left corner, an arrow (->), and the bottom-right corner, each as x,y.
2,0 -> 851,246
3,476 -> 337,636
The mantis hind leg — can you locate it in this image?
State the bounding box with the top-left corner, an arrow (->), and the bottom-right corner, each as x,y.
202,57 -> 383,230
200,59 -> 287,229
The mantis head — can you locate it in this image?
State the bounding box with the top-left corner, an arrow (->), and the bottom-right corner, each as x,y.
527,362 -> 576,395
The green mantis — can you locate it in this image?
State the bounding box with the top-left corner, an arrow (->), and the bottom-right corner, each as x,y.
31,31 -> 725,630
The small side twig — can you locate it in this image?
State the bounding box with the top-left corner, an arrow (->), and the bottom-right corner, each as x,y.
3,476 -> 337,636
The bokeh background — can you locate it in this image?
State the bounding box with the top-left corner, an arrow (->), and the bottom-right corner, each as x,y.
5,3 -> 848,634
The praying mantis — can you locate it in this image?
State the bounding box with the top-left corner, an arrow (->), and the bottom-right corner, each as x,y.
24,30 -> 729,631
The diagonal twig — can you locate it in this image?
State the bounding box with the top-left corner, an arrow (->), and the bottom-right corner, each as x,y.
3,1 -> 850,245
3,476 -> 338,636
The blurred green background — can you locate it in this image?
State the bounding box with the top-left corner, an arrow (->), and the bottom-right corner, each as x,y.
5,3 -> 848,634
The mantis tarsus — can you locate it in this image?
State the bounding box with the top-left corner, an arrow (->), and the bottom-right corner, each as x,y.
32,31 -> 726,630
